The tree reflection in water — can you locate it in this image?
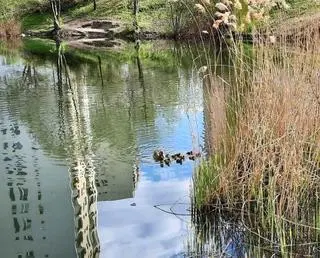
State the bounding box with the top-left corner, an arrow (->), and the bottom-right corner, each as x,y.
55,40 -> 100,257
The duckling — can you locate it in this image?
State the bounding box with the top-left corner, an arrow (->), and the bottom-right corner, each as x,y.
176,154 -> 185,165
153,150 -> 164,162
164,157 -> 171,166
186,151 -> 193,155
176,159 -> 182,165
186,151 -> 201,161
178,153 -> 185,160
189,155 -> 196,161
171,153 -> 179,160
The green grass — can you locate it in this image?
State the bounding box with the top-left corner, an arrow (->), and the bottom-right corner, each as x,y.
21,13 -> 52,31
268,0 -> 320,28
1,0 -> 319,35
0,0 -> 47,20
64,0 -> 171,33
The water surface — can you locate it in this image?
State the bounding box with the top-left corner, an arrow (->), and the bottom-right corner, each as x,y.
0,39 -> 204,258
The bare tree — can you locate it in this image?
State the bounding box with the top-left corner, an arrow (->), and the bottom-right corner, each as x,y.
50,0 -> 61,32
132,0 -> 139,40
133,0 -> 139,15
84,0 -> 97,10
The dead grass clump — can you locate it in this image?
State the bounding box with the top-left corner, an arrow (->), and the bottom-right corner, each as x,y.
0,19 -> 21,39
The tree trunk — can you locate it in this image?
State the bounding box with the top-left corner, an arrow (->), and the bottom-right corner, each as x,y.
50,0 -> 61,32
133,0 -> 139,15
132,0 -> 139,40
93,0 -> 97,10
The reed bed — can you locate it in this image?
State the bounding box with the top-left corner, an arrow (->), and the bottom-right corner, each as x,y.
190,22 -> 320,256
194,24 -> 320,218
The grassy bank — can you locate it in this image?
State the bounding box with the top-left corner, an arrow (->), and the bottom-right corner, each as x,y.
1,0 -> 319,40
0,0 -> 173,34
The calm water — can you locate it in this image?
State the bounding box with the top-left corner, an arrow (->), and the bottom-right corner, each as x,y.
0,39 -> 204,258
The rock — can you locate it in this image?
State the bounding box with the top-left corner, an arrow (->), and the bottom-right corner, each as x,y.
215,2 -> 229,12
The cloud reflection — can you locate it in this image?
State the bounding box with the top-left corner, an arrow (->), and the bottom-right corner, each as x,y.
98,179 -> 191,258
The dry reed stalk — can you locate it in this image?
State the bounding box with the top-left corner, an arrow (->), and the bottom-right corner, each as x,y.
196,31 -> 320,218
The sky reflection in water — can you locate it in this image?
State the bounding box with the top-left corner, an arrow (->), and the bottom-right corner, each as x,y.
0,40 -> 204,258
98,108 -> 204,258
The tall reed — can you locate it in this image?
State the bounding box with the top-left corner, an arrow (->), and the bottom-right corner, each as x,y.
194,23 -> 320,218
189,19 -> 320,257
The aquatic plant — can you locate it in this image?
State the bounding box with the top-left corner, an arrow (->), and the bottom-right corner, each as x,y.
192,15 -> 320,255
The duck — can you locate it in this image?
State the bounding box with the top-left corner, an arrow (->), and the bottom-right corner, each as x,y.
188,155 -> 196,161
176,157 -> 183,165
171,153 -> 184,160
175,154 -> 185,165
171,153 -> 178,160
153,150 -> 165,162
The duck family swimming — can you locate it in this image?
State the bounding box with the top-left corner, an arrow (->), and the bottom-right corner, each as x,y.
153,150 -> 201,167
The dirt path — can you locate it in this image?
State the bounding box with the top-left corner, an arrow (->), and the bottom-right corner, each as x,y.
63,19 -> 126,38
59,19 -> 129,49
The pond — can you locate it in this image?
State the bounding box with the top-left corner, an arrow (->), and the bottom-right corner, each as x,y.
2,38 -> 320,258
0,39 -> 205,258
